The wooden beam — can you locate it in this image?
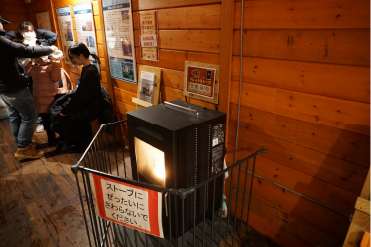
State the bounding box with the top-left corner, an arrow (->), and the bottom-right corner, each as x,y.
355,197 -> 370,215
360,170 -> 371,200
343,210 -> 370,247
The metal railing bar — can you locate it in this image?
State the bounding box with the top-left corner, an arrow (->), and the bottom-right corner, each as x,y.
85,170 -> 102,246
112,125 -> 120,177
240,167 -> 350,218
77,166 -> 175,194
226,168 -> 234,246
232,164 -> 242,247
75,173 -> 93,247
210,179 -> 216,246
239,160 -> 249,247
102,128 -> 112,175
81,171 -> 99,247
244,157 -> 257,245
72,120 -> 127,170
178,149 -> 266,195
202,184 -> 207,246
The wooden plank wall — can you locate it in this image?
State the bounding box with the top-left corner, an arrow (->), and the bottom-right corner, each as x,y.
226,0 -> 370,246
23,0 -> 55,33
117,0 -> 227,145
37,0 -> 229,146
0,0 -> 27,32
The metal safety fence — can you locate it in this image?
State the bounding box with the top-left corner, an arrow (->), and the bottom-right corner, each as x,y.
71,120 -> 266,247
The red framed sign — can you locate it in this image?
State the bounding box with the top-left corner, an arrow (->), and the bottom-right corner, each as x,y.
183,61 -> 220,104
89,173 -> 164,238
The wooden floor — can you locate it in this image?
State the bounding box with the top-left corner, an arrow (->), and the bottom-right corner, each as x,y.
0,118 -> 275,247
0,118 -> 92,247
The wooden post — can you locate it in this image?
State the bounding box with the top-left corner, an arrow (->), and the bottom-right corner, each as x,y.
343,170 -> 370,247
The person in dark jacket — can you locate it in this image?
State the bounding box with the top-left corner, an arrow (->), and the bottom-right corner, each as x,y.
5,21 -> 58,47
56,42 -> 102,153
0,16 -> 54,160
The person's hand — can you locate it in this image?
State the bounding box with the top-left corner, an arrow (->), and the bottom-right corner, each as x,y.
60,113 -> 65,116
50,45 -> 58,52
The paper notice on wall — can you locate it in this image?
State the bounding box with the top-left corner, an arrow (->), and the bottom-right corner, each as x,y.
89,172 -> 164,238
73,2 -> 99,72
36,11 -> 52,31
138,11 -> 159,61
56,6 -> 75,66
102,0 -> 137,83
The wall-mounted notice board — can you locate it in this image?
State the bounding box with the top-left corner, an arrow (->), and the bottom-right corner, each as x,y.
56,6 -> 76,66
73,2 -> 99,71
36,11 -> 52,31
102,0 -> 137,84
138,10 -> 159,61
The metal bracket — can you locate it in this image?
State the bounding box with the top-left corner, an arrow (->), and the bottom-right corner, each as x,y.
163,101 -> 199,119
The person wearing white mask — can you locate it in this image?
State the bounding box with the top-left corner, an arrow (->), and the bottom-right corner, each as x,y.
16,22 -> 66,146
0,16 -> 56,160
5,21 -> 60,133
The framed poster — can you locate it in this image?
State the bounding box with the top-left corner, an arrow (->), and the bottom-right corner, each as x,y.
102,0 -> 137,84
56,6 -> 75,66
138,11 -> 158,61
73,2 -> 99,71
36,11 -> 52,31
183,61 -> 220,104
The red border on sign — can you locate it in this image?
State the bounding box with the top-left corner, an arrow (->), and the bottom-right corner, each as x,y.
92,174 -> 161,237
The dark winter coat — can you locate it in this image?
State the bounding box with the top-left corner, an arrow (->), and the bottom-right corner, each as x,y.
0,35 -> 52,93
50,86 -> 113,134
60,65 -> 102,122
5,29 -> 58,46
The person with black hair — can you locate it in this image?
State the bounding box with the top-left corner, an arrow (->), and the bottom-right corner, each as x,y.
5,21 -> 63,135
55,42 -> 102,153
0,16 -> 55,160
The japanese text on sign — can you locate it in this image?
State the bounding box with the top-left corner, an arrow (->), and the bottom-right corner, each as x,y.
90,173 -> 164,238
186,66 -> 216,99
104,182 -> 149,229
138,10 -> 159,61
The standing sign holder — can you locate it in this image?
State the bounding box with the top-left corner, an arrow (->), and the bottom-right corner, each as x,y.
132,65 -> 161,109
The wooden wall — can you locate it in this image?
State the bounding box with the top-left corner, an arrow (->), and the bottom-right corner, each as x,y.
23,0 -> 55,33
116,0 -> 230,145
40,0 -> 232,145
226,0 -> 370,246
15,0 -> 370,246
0,0 -> 27,32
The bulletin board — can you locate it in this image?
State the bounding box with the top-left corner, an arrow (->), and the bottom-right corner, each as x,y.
36,11 -> 52,31
102,0 -> 137,84
73,2 -> 99,71
56,6 -> 76,66
138,11 -> 159,61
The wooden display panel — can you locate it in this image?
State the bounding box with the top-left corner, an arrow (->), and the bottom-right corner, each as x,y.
132,65 -> 161,109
